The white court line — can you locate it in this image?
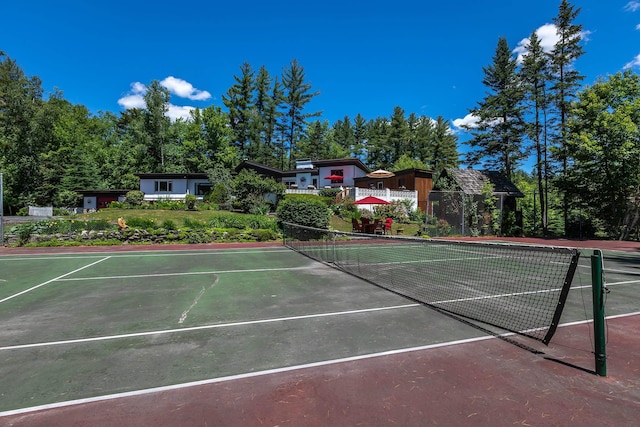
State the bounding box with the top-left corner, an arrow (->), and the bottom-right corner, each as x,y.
0,248 -> 291,262
0,257 -> 111,304
4,310 -> 638,418
6,271 -> 628,351
56,266 -> 310,281
0,333 -> 495,417
0,303 -> 420,351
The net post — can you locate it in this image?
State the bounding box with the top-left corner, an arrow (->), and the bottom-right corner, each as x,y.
281,222 -> 286,246
591,249 -> 607,377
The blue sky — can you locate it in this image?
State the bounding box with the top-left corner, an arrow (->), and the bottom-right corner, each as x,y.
3,1 -> 640,159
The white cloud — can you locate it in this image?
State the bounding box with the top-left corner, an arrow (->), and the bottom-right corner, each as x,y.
624,53 -> 640,69
166,104 -> 196,121
636,23 -> 640,30
452,113 -> 480,130
513,24 -> 559,63
513,23 -> 590,63
117,77 -> 209,121
117,81 -> 147,109
625,1 -> 640,12
160,76 -> 211,101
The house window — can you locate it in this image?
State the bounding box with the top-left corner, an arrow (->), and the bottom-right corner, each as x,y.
377,181 -> 383,189
196,183 -> 213,195
154,180 -> 173,192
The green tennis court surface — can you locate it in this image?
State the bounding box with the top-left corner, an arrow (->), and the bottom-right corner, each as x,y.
0,244 -> 639,415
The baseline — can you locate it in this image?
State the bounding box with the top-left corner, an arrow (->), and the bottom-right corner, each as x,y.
0,256 -> 111,303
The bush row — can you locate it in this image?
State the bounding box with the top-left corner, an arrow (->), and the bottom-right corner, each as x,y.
6,214 -> 280,247
7,227 -> 280,247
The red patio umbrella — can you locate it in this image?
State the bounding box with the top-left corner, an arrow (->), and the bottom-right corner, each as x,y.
353,196 -> 390,205
325,174 -> 344,180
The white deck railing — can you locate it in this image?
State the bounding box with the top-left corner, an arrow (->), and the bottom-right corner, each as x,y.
285,187 -> 418,209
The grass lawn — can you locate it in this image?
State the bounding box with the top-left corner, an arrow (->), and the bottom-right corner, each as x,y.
9,208 -> 422,237
330,215 -> 421,236
74,208 -> 238,225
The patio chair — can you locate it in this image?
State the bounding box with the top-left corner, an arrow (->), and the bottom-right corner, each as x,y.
352,217 -> 363,232
384,218 -> 393,234
361,217 -> 371,233
373,219 -> 385,235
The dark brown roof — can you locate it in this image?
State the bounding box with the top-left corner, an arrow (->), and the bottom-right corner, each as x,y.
77,189 -> 131,195
235,161 -> 284,177
441,169 -> 524,197
392,168 -> 435,178
236,158 -> 370,177
135,173 -> 209,179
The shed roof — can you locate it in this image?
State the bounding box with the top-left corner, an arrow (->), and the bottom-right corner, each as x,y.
441,169 -> 524,197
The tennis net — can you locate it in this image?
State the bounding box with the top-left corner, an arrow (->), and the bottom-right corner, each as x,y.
283,222 -> 580,344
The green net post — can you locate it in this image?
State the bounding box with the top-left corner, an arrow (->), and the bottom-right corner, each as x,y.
591,249 -> 607,377
281,222 -> 286,246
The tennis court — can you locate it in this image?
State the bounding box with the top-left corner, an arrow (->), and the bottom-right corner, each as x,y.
1,237 -> 639,426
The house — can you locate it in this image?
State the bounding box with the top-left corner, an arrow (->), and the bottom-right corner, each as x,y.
236,158 -> 370,189
135,173 -> 212,201
429,169 -> 524,234
77,189 -> 130,210
353,168 -> 435,212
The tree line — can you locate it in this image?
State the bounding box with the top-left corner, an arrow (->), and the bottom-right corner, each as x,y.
2,0 -> 640,240
0,54 -> 458,214
463,0 -> 640,239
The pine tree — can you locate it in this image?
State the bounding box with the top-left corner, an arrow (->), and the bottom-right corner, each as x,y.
463,37 -> 526,177
520,31 -> 552,235
548,0 -> 585,232
143,80 -> 171,172
352,113 -> 368,160
222,63 -> 255,159
365,117 -> 391,168
281,59 -> 320,169
388,106 -> 410,165
431,116 -> 459,171
264,76 -> 285,168
411,116 -> 434,164
332,116 -> 355,157
251,66 -> 273,163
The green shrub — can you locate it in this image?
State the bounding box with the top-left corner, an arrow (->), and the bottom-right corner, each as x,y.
373,200 -> 410,223
197,202 -> 217,211
161,219 -> 177,230
152,200 -> 184,210
233,169 -> 285,213
252,229 -> 280,241
185,194 -> 197,210
276,197 -> 331,229
318,188 -> 342,198
126,217 -> 156,229
55,190 -> 82,208
207,213 -> 278,230
125,190 -> 145,206
209,183 -> 231,205
53,208 -> 71,216
183,218 -> 207,230
14,223 -> 34,245
186,231 -> 211,244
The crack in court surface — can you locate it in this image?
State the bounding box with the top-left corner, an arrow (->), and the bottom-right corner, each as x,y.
178,276 -> 219,324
